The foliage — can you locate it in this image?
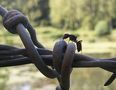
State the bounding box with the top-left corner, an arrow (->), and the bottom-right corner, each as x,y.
0,0 -> 116,30
95,20 -> 111,36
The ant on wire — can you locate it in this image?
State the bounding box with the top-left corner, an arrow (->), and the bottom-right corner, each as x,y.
63,33 -> 82,52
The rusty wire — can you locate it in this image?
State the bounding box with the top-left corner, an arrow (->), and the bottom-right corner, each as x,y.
0,5 -> 116,90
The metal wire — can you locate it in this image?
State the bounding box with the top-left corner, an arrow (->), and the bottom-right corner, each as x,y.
0,5 -> 116,90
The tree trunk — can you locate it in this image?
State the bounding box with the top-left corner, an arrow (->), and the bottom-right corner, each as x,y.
38,0 -> 50,25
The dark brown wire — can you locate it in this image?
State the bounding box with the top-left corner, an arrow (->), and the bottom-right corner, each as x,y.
61,43 -> 76,90
0,5 -> 116,88
1,8 -> 59,78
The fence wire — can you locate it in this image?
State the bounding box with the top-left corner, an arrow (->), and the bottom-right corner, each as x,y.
0,5 -> 116,90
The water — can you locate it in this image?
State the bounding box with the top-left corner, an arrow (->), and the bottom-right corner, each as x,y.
8,82 -> 31,90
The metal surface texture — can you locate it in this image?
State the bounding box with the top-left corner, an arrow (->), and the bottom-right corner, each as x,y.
0,5 -> 116,90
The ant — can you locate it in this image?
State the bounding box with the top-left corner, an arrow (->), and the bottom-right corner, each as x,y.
63,33 -> 82,52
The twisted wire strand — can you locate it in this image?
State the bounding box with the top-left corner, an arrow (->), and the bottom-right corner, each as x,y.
0,6 -> 116,88
0,46 -> 116,87
60,43 -> 76,90
0,45 -> 116,69
53,39 -> 67,74
1,8 -> 59,78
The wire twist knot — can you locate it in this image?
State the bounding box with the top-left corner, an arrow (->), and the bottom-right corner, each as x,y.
3,10 -> 28,34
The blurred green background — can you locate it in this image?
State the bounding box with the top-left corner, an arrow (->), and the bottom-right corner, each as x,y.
0,0 -> 116,90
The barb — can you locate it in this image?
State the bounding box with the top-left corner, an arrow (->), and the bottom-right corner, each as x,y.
0,5 -> 116,90
1,6 -> 59,78
0,5 -> 7,17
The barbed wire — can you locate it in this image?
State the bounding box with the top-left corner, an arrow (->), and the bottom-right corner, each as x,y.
0,5 -> 116,90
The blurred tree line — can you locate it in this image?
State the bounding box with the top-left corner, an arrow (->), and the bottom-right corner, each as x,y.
0,0 -> 116,30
